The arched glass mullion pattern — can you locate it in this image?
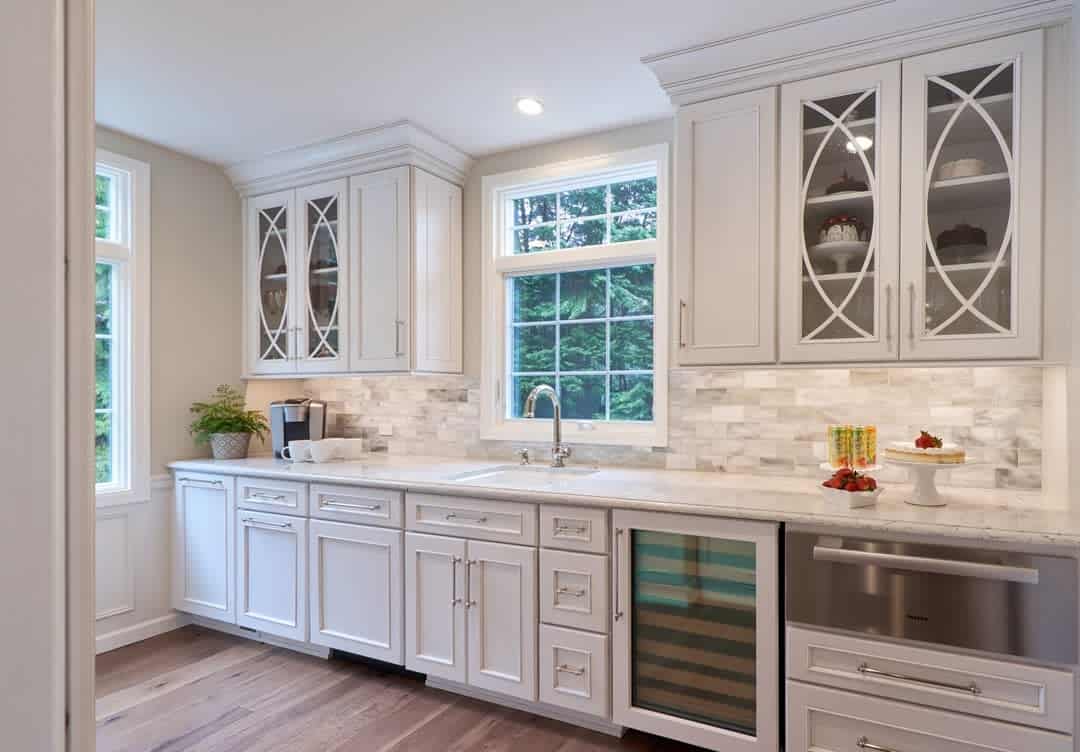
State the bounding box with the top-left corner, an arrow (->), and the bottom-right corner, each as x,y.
303,195 -> 341,360
258,206 -> 289,361
800,89 -> 879,342
922,62 -> 1015,337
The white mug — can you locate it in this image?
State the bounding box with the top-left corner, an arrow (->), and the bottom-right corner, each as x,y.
340,438 -> 366,460
281,439 -> 312,462
310,438 -> 344,463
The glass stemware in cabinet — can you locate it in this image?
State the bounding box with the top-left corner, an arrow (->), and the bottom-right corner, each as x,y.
799,89 -> 880,343
921,63 -> 1015,338
304,195 -> 341,360
257,206 -> 289,362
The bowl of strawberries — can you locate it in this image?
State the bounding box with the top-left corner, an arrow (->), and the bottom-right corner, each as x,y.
820,467 -> 882,508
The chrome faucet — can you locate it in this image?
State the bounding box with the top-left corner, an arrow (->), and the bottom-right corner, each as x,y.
523,384 -> 572,467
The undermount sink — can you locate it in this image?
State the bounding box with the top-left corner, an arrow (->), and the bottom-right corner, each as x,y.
449,464 -> 599,484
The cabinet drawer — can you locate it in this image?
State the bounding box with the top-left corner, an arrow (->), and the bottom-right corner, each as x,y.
788,681 -> 1072,752
309,484 -> 403,528
236,476 -> 307,516
406,493 -> 536,545
539,625 -> 609,719
788,626 -> 1074,734
540,549 -> 608,633
540,505 -> 608,553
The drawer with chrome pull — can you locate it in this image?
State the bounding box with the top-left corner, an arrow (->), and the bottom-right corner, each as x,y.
539,624 -> 609,719
406,493 -> 536,545
787,681 -> 1073,752
540,549 -> 608,633
787,625 -> 1075,734
540,505 -> 608,553
236,476 -> 307,515
309,484 -> 403,528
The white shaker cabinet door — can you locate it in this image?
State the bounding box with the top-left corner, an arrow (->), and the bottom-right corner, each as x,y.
405,532 -> 467,682
309,520 -> 403,664
172,473 -> 236,623
675,87 -> 777,365
412,169 -> 462,373
236,510 -> 308,642
466,540 -> 537,701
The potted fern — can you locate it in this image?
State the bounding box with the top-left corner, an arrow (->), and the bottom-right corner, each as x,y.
189,385 -> 269,460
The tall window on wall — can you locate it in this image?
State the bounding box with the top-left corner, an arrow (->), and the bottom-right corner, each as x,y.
95,149 -> 150,504
481,145 -> 669,446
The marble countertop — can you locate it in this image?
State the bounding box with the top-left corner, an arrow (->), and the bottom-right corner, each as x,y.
168,454 -> 1080,549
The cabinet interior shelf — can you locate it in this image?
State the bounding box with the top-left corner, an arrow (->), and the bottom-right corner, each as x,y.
803,116 -> 875,138
927,172 -> 1010,212
262,272 -> 288,281
310,266 -> 339,275
803,261 -> 1005,283
927,93 -> 1013,144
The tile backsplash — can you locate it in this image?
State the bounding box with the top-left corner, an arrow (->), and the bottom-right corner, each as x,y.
299,366 -> 1043,490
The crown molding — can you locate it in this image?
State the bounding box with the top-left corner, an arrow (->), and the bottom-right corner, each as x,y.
225,120 -> 473,197
644,0 -> 1072,105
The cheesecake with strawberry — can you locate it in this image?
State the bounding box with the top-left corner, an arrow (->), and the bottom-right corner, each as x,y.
883,430 -> 965,464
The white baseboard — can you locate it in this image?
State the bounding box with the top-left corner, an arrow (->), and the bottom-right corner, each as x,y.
425,677 -> 624,737
186,615 -> 331,659
96,612 -> 190,654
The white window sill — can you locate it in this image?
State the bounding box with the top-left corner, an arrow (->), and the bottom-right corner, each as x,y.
481,418 -> 666,448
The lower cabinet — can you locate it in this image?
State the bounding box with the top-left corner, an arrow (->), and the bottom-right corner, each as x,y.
308,520 -> 403,663
405,532 -> 537,701
173,473 -> 236,622
236,510 -> 308,642
539,624 -> 609,718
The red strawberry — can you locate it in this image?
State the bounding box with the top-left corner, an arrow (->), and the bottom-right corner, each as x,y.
845,481 -> 859,492
856,477 -> 870,491
867,477 -> 877,490
915,430 -> 943,449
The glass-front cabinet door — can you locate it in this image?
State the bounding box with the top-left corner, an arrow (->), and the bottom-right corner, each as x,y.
780,63 -> 900,363
899,32 -> 1043,359
296,180 -> 349,372
612,511 -> 778,752
249,190 -> 296,374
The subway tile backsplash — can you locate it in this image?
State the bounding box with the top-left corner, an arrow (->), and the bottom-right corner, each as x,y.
300,366 -> 1043,490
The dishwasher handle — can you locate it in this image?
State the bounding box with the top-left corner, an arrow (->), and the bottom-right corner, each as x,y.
812,545 -> 1039,584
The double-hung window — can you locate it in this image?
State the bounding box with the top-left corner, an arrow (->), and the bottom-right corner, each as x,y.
95,149 -> 150,505
481,145 -> 669,446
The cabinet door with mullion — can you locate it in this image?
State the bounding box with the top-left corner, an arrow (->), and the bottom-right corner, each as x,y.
780,62 -> 901,363
247,190 -> 298,374
295,179 -> 349,372
899,31 -> 1043,360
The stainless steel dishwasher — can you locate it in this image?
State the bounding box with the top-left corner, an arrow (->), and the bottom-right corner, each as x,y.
785,529 -> 1078,664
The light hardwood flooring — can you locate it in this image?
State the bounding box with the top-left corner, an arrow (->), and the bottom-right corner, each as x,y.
96,626 -> 705,752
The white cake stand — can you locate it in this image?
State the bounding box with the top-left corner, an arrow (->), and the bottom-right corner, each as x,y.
883,457 -> 976,507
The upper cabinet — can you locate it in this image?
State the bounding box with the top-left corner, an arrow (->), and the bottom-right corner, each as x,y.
245,167 -> 463,377
899,32 -> 1043,360
675,88 -> 777,365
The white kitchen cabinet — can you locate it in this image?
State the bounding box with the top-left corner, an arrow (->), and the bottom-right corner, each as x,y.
612,510 -> 778,752
172,473 -> 236,622
247,190 -> 298,374
236,510 -> 308,641
675,87 -> 777,365
348,166 -> 462,373
899,31 -> 1043,360
779,62 -> 901,363
309,520 -> 403,663
405,532 -> 537,701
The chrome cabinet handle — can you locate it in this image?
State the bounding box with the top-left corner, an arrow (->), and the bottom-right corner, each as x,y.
241,517 -> 292,529
178,477 -> 223,487
465,559 -> 477,608
812,545 -> 1039,584
556,664 -> 586,677
322,498 -> 381,511
907,282 -> 916,345
247,492 -> 286,502
858,737 -> 899,752
613,528 -> 624,621
557,585 -> 587,598
394,319 -> 405,357
450,555 -> 462,606
857,663 -> 981,695
884,284 -> 893,350
678,299 -> 688,347
445,512 -> 488,524
554,523 -> 588,536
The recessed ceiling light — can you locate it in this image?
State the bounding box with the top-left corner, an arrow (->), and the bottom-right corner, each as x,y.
516,97 -> 544,116
845,135 -> 873,154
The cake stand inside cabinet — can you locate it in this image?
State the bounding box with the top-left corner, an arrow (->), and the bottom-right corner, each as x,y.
883,457 -> 977,506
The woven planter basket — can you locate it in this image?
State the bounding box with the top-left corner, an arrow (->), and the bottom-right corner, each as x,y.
209,432 -> 252,460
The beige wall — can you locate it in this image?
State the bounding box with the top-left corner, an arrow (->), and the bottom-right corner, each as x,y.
461,119 -> 674,376
96,127 -> 242,474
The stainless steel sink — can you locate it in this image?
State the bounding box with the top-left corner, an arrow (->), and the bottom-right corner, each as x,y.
449,464 -> 599,484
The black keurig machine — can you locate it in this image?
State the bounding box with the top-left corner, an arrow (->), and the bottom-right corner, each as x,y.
269,399 -> 327,458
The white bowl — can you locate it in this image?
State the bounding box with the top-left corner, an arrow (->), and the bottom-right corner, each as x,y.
820,484 -> 883,509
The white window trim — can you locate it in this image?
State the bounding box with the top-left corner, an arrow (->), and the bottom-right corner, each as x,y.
480,143 -> 670,447
95,148 -> 151,507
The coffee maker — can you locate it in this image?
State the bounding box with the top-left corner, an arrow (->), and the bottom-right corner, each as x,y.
269,399 -> 327,458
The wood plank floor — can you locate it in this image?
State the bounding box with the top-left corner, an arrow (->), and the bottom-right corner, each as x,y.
96,626 -> 707,752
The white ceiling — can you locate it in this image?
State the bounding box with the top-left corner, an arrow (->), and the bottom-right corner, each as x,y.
96,0 -> 829,166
